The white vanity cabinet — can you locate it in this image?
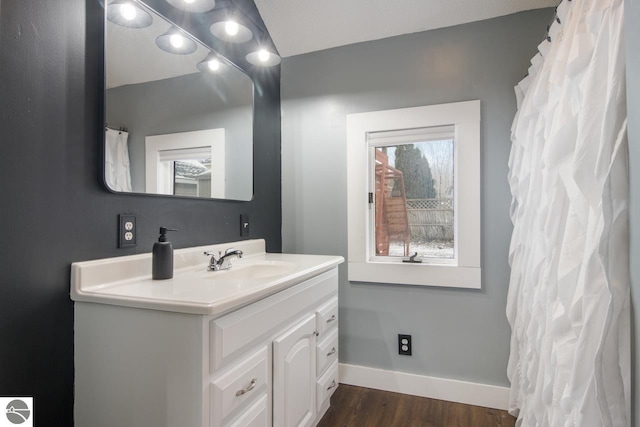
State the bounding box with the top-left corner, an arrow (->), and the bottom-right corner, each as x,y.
74,257 -> 340,427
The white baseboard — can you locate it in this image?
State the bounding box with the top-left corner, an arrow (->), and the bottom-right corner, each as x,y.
338,363 -> 510,411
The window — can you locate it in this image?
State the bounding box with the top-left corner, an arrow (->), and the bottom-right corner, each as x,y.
369,126 -> 455,261
347,101 -> 481,288
156,147 -> 212,197
145,128 -> 225,198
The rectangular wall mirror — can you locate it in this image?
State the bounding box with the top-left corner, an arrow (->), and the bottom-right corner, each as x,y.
103,0 -> 254,201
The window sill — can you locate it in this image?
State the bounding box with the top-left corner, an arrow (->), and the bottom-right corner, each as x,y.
348,261 -> 481,289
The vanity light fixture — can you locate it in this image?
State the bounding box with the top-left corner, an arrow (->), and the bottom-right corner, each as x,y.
225,21 -> 239,36
165,0 -> 216,13
246,48 -> 281,67
107,0 -> 153,28
196,53 -> 227,73
210,20 -> 253,43
155,27 -> 198,55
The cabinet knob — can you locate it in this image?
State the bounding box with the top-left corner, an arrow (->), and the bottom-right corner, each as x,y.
326,315 -> 336,324
235,378 -> 257,397
327,380 -> 337,391
313,330 -> 320,336
327,347 -> 337,357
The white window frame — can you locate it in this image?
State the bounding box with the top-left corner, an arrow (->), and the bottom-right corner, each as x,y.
347,100 -> 481,289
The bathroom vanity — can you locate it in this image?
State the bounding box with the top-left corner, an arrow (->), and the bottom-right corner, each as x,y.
71,239 -> 343,427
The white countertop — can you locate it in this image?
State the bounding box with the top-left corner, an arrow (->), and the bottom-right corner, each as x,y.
71,239 -> 344,316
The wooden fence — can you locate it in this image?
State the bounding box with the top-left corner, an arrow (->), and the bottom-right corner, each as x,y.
406,198 -> 453,241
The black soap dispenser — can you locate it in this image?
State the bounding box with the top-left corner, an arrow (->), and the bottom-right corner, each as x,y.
152,227 -> 177,280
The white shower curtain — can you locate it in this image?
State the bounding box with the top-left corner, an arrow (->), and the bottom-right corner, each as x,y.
507,0 -> 629,425
105,128 -> 133,192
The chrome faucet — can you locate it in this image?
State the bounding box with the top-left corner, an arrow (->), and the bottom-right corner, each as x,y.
204,248 -> 243,271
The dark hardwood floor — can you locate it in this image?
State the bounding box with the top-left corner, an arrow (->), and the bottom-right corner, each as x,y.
318,384 -> 516,427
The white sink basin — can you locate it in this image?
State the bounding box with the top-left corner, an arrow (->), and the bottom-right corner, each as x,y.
204,261 -> 297,280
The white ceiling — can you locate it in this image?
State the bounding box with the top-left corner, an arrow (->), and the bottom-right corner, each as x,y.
106,16 -> 208,89
253,0 -> 560,58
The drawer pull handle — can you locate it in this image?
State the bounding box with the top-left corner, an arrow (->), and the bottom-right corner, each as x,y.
327,380 -> 337,391
326,315 -> 337,324
235,378 -> 257,397
327,347 -> 337,357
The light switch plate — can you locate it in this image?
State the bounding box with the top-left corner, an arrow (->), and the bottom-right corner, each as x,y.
240,214 -> 250,237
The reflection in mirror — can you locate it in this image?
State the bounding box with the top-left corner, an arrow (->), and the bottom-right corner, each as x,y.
104,1 -> 254,201
145,128 -> 225,198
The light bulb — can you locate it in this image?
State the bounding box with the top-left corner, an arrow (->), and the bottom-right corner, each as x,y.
208,59 -> 220,71
170,34 -> 184,49
184,0 -> 196,3
246,48 -> 280,66
258,49 -> 270,62
225,21 -> 239,36
119,3 -> 137,21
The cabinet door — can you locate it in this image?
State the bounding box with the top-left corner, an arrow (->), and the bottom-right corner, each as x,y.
273,314 -> 317,427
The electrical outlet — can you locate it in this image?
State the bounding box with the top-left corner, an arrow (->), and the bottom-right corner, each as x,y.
119,214 -> 136,248
398,334 -> 412,356
240,214 -> 250,237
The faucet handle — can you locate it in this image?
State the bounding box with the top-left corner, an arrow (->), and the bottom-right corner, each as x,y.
204,251 -> 221,271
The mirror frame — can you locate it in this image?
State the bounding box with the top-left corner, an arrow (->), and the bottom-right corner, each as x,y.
100,0 -> 257,202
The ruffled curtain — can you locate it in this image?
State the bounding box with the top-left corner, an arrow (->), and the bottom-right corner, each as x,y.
105,128 -> 132,192
506,0 -> 629,425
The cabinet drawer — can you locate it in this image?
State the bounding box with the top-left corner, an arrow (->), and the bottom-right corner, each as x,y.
316,361 -> 339,412
211,269 -> 338,370
224,394 -> 268,427
316,328 -> 338,376
211,346 -> 269,425
316,297 -> 338,337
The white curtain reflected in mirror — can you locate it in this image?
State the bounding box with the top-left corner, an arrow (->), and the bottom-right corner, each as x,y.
105,128 -> 132,192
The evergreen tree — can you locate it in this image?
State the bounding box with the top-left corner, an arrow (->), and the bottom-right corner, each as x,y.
393,144 -> 437,199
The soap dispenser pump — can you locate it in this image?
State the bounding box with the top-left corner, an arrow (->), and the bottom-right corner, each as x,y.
152,227 -> 177,280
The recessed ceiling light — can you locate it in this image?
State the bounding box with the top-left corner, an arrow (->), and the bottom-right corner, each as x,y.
119,3 -> 137,20
210,21 -> 253,43
107,1 -> 153,28
155,27 -> 198,55
197,53 -> 228,73
165,0 -> 216,13
225,21 -> 239,36
258,50 -> 270,62
170,34 -> 185,49
246,48 -> 281,67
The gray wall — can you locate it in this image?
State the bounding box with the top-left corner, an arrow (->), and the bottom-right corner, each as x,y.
107,72 -> 253,199
625,0 -> 639,422
281,9 -> 552,386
